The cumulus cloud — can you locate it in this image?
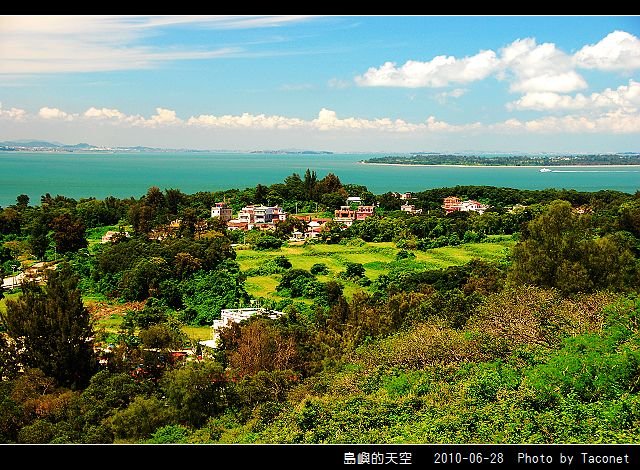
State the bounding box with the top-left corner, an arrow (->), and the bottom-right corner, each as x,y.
84,107 -> 127,120
144,108 -> 182,127
492,109 -> 640,134
17,103 -> 639,136
356,32 -> 640,94
507,80 -> 640,111
0,102 -> 27,120
355,50 -> 499,88
38,107 -> 75,121
499,38 -> 587,93
575,30 -> 640,71
187,112 -> 307,130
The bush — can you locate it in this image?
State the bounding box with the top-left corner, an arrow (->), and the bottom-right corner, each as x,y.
146,425 -> 191,443
246,256 -> 292,276
310,263 -> 329,275
254,236 -> 283,250
344,262 -> 365,279
395,249 -> 416,260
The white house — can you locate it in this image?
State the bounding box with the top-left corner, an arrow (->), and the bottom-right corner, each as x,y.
200,307 -> 286,349
211,202 -> 233,222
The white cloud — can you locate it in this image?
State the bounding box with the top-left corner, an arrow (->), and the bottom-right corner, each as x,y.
84,107 -> 127,120
508,80 -> 640,111
187,112 -> 306,130
38,107 -> 75,121
143,108 -> 182,127
499,38 -> 587,93
575,30 -> 640,71
0,102 -> 27,120
355,50 -> 499,88
492,109 -> 640,134
15,103 -> 638,136
0,15 -> 311,74
435,88 -> 468,103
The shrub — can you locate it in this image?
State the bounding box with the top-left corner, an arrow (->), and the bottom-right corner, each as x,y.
254,236 -> 283,250
310,263 -> 329,275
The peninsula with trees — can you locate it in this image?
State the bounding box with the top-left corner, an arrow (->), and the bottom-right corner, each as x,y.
363,153 -> 640,166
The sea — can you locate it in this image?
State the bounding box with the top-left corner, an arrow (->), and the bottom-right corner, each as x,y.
1,151 -> 639,207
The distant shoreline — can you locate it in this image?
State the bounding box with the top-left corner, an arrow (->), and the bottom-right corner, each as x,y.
360,161 -> 640,169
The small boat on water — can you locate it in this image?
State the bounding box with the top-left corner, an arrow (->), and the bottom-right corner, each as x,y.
539,168 -> 552,172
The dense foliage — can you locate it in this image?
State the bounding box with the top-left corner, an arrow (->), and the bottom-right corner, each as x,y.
1,173 -> 639,443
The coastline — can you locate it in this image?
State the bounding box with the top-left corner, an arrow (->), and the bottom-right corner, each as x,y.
359,161 -> 640,169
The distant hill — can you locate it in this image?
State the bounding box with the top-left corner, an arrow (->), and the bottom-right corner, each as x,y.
250,149 -> 334,155
0,140 -> 63,148
0,141 -> 336,154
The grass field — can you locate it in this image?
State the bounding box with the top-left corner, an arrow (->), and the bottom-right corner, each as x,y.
236,236 -> 514,299
0,292 -> 21,314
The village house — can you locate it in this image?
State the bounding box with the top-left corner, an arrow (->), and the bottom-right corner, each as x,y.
226,220 -> 249,231
346,196 -> 362,205
443,196 -> 489,215
101,230 -> 131,243
200,307 -> 286,349
235,204 -> 288,230
333,205 -> 375,227
399,192 -> 413,200
400,204 -> 422,214
210,202 -> 233,222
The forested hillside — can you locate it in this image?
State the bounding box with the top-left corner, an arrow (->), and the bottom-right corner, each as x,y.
1,172 -> 639,443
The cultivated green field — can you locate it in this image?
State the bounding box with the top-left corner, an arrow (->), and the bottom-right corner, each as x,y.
236,236 -> 514,299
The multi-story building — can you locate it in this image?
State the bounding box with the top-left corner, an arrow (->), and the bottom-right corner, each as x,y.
254,205 -> 275,224
234,205 -> 288,229
400,204 -> 422,214
238,206 -> 256,224
201,307 -> 285,348
356,205 -> 375,220
443,196 -> 462,214
272,206 -> 288,222
211,202 -> 233,222
443,197 -> 489,215
334,205 -> 375,226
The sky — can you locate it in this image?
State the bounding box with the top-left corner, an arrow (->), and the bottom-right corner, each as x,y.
0,15 -> 639,153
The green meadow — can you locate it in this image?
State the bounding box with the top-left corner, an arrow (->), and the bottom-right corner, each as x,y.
236,236 -> 514,299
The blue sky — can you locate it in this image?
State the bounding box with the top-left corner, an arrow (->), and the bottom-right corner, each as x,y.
1,15 -> 639,152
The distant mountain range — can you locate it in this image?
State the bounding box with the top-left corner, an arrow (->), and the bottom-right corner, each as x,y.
0,140 -> 334,154
0,140 -> 202,152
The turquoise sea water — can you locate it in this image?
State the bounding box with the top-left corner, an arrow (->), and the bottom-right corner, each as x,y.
1,151 -> 639,207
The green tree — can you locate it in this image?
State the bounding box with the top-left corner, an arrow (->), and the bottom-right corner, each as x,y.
110,396 -> 176,441
0,208 -> 21,235
16,194 -> 30,208
303,169 -> 318,200
162,360 -> 230,427
344,262 -> 365,279
180,261 -> 249,325
50,213 -> 87,254
509,200 -> 638,294
2,264 -> 96,389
